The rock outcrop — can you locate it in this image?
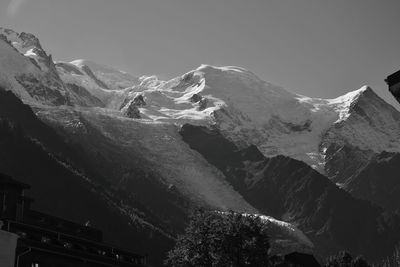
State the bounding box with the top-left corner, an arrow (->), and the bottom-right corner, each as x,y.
124,101 -> 141,118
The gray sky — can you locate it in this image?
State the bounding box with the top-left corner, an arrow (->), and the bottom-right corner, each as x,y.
1,0 -> 400,106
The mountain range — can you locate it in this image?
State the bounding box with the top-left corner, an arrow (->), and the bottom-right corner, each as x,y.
1,27 -> 400,265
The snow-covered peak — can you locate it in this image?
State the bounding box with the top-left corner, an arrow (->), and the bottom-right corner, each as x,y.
322,85 -> 400,156
111,64 -> 400,172
68,59 -> 139,89
70,59 -> 125,75
327,85 -> 371,122
0,36 -> 68,105
143,64 -> 305,124
330,85 -> 370,103
0,27 -> 41,51
0,27 -> 53,73
195,64 -> 266,82
0,37 -> 40,101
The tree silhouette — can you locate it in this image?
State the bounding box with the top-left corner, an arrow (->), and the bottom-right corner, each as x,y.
165,210 -> 270,267
324,251 -> 371,267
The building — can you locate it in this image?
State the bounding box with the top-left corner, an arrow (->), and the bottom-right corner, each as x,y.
386,69 -> 400,103
0,173 -> 147,267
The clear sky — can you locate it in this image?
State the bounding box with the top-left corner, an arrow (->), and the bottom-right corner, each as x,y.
1,0 -> 400,106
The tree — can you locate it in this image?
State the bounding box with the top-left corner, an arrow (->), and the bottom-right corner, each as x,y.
165,210 -> 270,267
324,251 -> 371,267
325,251 -> 353,267
351,256 -> 370,267
380,245 -> 400,267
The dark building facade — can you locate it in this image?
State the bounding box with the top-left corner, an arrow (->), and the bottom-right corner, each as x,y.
386,69 -> 400,103
0,173 -> 147,267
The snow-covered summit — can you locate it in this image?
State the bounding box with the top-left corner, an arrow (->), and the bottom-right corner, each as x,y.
111,65 -> 400,172
0,32 -> 68,105
68,59 -> 139,89
322,85 -> 400,154
327,85 -> 371,122
0,27 -> 57,74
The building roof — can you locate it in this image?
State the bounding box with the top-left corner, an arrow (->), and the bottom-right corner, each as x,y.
0,173 -> 30,189
385,69 -> 400,87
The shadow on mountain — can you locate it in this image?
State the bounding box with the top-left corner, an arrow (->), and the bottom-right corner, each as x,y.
180,124 -> 400,262
0,89 -> 175,265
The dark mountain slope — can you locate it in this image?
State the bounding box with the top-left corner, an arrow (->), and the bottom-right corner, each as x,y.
323,143 -> 374,184
0,89 -> 175,265
180,124 -> 400,262
346,151 -> 400,213
0,89 -> 92,170
37,108 -> 192,234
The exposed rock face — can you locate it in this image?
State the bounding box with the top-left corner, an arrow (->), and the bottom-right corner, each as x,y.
189,93 -> 202,103
18,32 -> 42,50
0,28 -> 70,105
14,73 -> 67,105
132,94 -> 146,106
0,28 -> 112,108
118,97 -> 131,110
0,34 -> 18,52
121,95 -> 146,118
124,101 -> 141,118
3,29 -> 61,80
190,93 -> 208,110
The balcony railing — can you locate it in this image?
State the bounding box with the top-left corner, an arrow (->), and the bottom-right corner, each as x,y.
4,219 -> 146,266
